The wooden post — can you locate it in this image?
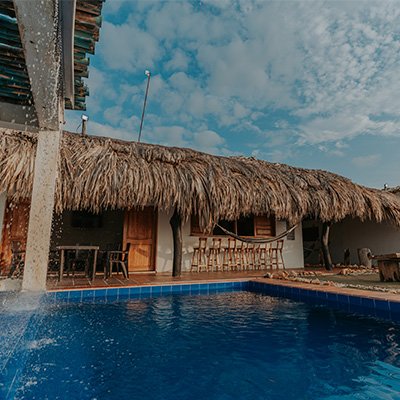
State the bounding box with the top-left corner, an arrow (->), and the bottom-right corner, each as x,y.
321,222 -> 333,271
170,209 -> 183,277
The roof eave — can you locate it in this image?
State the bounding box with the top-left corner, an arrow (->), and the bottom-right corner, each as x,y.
61,0 -> 76,108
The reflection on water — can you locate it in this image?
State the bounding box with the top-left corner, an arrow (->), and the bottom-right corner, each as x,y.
1,291 -> 399,400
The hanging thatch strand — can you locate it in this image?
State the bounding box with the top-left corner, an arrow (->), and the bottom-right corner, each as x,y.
1,128 -> 400,230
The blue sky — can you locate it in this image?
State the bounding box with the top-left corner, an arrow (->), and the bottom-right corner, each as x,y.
65,0 -> 400,189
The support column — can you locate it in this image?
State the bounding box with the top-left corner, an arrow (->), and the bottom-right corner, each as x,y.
0,191 -> 6,245
22,130 -> 61,291
170,209 -> 183,277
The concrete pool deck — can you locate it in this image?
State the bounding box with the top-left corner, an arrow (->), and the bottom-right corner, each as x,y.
46,270 -> 400,305
254,277 -> 400,305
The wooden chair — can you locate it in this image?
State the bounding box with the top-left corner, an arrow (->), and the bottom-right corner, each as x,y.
207,238 -> 222,272
66,244 -> 90,278
7,241 -> 25,278
101,243 -> 119,279
191,237 -> 208,272
270,240 -> 285,269
222,238 -> 236,271
107,243 -> 130,279
47,249 -> 60,274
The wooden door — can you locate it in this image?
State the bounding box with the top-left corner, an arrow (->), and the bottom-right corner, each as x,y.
0,201 -> 30,273
254,215 -> 276,237
123,207 -> 157,272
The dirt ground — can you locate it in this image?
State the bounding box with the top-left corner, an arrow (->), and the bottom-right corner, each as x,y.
317,272 -> 400,290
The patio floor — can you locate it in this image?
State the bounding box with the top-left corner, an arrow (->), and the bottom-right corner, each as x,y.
47,270 -> 266,290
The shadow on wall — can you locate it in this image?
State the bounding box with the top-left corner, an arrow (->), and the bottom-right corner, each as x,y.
302,220 -> 322,266
50,210 -> 124,250
320,217 -> 400,265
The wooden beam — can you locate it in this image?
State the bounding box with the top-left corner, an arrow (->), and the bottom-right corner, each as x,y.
13,0 -> 62,130
170,209 -> 183,277
321,222 -> 333,271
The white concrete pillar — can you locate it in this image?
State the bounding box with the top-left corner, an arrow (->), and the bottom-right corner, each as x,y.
22,130 -> 61,291
0,191 -> 6,245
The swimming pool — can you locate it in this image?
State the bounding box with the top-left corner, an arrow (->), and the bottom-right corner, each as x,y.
2,287 -> 400,399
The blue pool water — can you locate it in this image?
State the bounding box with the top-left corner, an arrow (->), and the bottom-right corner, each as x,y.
3,290 -> 400,399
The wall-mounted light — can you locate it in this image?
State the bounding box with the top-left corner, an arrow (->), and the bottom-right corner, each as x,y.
81,114 -> 89,135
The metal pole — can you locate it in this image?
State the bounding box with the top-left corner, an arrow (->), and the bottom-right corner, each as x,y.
81,114 -> 88,135
138,70 -> 151,142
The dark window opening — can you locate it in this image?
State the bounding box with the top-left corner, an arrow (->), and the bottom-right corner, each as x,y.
191,214 -> 275,237
236,216 -> 254,236
71,211 -> 103,229
212,219 -> 236,236
302,226 -> 319,242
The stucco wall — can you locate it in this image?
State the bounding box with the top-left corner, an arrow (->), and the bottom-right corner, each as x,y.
0,192 -> 6,245
276,220 -> 304,269
155,210 -> 304,272
329,217 -> 400,264
50,209 -> 305,272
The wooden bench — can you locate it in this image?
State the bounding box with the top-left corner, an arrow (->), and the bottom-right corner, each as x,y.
373,253 -> 400,282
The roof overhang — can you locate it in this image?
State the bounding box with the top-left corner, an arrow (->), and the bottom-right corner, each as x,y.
61,0 -> 76,106
0,0 -> 104,129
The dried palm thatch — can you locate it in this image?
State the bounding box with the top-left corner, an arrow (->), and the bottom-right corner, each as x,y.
1,128 -> 400,230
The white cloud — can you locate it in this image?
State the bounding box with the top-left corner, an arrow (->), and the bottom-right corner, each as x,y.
165,50 -> 190,71
67,0 -> 400,171
144,125 -> 226,154
352,154 -> 381,168
103,105 -> 123,126
100,21 -> 163,72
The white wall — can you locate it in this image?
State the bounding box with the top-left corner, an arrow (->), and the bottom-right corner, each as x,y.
330,217 -> 400,264
0,192 -> 6,245
155,210 -> 200,272
276,220 -> 304,269
155,211 -> 304,272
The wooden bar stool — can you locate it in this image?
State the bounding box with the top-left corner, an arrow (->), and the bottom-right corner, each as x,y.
222,238 -> 236,271
207,238 -> 222,271
270,240 -> 285,269
258,243 -> 269,270
235,241 -> 246,271
191,237 -> 208,272
253,244 -> 261,270
245,243 -> 256,270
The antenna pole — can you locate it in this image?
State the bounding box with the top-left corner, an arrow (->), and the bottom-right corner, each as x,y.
138,70 -> 151,142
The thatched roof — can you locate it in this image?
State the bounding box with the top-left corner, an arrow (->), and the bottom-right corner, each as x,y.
1,128 -> 400,229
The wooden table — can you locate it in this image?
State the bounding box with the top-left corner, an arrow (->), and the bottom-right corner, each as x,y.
373,253 -> 400,282
57,245 -> 99,282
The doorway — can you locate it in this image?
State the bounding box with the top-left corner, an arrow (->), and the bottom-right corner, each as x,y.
123,207 -> 157,273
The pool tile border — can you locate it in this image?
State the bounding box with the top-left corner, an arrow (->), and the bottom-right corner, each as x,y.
45,280 -> 248,303
45,278 -> 400,321
248,280 -> 400,321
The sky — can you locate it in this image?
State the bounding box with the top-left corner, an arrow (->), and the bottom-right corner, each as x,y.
65,0 -> 400,189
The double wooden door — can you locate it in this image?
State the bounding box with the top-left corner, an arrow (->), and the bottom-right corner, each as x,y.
123,207 -> 157,272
